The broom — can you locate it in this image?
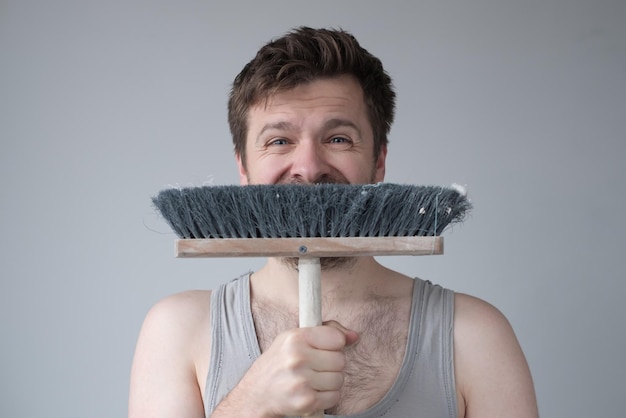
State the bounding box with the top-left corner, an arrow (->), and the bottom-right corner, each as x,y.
152,182 -> 471,417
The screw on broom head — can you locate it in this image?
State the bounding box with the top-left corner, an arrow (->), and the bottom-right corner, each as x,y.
152,183 -> 472,240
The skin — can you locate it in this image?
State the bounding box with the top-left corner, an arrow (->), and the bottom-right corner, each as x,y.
237,75 -> 385,186
128,75 -> 539,418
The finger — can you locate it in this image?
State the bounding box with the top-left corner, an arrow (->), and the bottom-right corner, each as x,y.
323,320 -> 359,346
309,349 -> 346,372
309,389 -> 342,415
304,325 -> 348,351
309,370 -> 345,392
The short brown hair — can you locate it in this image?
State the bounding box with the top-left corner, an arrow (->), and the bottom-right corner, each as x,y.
228,26 -> 396,166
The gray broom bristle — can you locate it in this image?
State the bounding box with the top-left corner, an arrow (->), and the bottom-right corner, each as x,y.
152,183 -> 472,240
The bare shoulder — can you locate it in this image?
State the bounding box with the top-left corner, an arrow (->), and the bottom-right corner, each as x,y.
129,290 -> 212,418
145,290 -> 213,329
453,293 -> 539,418
454,293 -> 512,337
136,290 -> 213,353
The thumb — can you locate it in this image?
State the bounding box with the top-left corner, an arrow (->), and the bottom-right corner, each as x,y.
323,320 -> 359,346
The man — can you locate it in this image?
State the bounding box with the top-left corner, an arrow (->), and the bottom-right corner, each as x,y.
129,27 -> 539,417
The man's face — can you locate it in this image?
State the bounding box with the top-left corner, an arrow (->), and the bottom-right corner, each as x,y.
237,75 -> 386,185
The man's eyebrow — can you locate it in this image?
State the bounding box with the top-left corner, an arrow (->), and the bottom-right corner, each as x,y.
323,118 -> 361,134
258,121 -> 295,135
322,118 -> 362,135
255,121 -> 295,144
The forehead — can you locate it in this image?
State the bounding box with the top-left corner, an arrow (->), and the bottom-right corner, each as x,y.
247,75 -> 370,130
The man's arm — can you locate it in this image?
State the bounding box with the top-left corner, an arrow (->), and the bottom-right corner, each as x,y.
454,293 -> 539,418
128,291 -> 210,418
128,291 -> 355,418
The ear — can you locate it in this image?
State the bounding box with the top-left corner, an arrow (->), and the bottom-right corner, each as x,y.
235,153 -> 249,185
374,144 -> 387,183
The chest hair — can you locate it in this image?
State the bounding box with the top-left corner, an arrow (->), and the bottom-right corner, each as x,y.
251,295 -> 411,415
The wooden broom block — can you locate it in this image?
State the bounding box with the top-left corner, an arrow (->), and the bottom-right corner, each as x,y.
175,236 -> 443,258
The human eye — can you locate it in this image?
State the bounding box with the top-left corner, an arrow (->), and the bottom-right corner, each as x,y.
262,137 -> 293,154
267,138 -> 289,146
326,136 -> 353,148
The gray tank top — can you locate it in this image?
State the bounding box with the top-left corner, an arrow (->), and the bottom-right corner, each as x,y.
205,273 -> 457,417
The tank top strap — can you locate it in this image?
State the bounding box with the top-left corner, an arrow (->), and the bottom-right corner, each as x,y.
205,272 -> 259,414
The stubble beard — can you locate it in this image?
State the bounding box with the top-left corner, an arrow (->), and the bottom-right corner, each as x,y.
279,254 -> 359,272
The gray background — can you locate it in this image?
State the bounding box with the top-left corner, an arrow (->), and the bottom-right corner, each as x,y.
1,1 -> 625,417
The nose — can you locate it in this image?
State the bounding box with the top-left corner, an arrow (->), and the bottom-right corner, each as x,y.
288,141 -> 331,183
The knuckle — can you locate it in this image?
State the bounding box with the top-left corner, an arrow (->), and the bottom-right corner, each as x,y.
290,389 -> 316,413
283,328 -> 309,348
284,353 -> 306,371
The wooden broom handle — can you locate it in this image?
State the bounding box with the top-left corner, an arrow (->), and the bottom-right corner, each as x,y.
298,257 -> 322,327
176,236 -> 443,258
298,257 -> 324,418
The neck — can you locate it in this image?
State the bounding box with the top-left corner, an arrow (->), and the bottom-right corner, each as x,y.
250,256 -> 411,308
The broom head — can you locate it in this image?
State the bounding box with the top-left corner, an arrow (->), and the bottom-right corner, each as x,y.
152,183 -> 471,257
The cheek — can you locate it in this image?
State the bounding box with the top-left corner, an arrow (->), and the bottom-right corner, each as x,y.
245,159 -> 287,185
344,156 -> 380,183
